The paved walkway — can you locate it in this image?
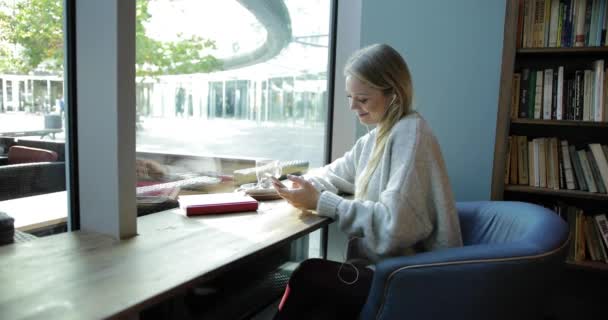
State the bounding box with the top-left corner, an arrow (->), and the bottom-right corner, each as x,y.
0,113 -> 327,167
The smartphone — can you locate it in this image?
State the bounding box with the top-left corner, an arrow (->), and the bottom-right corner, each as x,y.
271,176 -> 287,188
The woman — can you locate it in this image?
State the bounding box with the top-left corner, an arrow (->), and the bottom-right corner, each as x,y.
272,44 -> 462,319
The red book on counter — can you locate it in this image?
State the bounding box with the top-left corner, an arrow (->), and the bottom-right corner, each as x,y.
178,193 -> 259,216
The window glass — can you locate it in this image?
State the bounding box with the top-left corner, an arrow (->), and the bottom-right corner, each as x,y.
0,0 -> 68,239
134,0 -> 332,220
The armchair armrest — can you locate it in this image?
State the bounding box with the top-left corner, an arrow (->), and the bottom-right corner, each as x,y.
361,242 -> 568,320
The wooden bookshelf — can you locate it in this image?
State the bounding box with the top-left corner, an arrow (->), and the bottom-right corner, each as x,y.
492,0 -> 608,283
565,260 -> 608,272
504,185 -> 608,201
517,47 -> 608,55
510,118 -> 608,128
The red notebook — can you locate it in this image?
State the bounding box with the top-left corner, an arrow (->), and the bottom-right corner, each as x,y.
178,193 -> 259,216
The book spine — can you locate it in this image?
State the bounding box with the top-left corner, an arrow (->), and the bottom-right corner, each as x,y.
565,0 -> 574,47
530,69 -> 538,117
552,67 -> 559,119
539,138 -> 548,187
594,214 -> 608,252
518,0 -> 526,47
575,70 -> 584,120
512,73 -> 522,119
593,60 -> 604,121
550,0 -> 562,46
557,66 -> 565,119
535,70 -> 545,119
584,0 -> 594,46
544,69 -> 554,119
518,136 -> 530,185
575,0 -> 588,46
578,149 -> 598,192
591,215 -> 608,262
551,138 -> 560,189
530,140 -> 538,186
586,148 -> 606,193
561,140 -> 577,189
520,69 -> 531,118
570,145 -> 589,190
589,143 -> 608,189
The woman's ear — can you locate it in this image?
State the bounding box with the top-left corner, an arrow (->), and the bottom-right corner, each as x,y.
389,94 -> 397,106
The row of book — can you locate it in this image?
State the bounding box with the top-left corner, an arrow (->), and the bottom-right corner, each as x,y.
505,137 -> 608,193
518,0 -> 608,48
510,61 -> 608,122
551,204 -> 608,263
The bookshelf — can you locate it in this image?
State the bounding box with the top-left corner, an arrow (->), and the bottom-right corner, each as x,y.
492,0 -> 608,274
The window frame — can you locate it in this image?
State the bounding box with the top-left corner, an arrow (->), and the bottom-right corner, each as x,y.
67,0 -> 347,239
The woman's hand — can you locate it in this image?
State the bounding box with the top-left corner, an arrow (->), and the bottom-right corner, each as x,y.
272,175 -> 320,210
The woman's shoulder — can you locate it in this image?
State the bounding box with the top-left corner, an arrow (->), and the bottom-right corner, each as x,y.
391,112 -> 431,137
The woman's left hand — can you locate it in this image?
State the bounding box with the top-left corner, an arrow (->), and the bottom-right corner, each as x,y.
272,175 -> 320,210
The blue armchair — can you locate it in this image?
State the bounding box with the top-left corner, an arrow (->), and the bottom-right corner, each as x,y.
360,201 -> 569,320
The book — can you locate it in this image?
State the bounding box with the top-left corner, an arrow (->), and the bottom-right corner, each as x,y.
561,140 -> 577,190
569,145 -> 588,191
179,193 -> 259,216
529,140 -> 537,186
593,60 -> 604,121
594,213 -> 608,252
518,136 -> 529,185
589,143 -> 608,191
578,149 -> 598,192
519,69 -> 530,118
543,69 -> 554,119
591,215 -> 608,262
556,66 -> 564,119
586,149 -> 606,193
574,0 -> 587,47
534,70 -> 544,119
512,73 -> 521,119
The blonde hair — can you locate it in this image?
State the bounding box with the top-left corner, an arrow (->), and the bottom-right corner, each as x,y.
345,44 -> 414,199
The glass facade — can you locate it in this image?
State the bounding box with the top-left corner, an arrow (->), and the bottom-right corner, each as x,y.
134,0 -> 332,200
0,0 -> 68,238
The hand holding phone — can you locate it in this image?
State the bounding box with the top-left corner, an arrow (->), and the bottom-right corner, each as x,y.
271,176 -> 287,189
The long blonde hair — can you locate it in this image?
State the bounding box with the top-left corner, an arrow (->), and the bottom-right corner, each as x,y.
345,44 -> 414,199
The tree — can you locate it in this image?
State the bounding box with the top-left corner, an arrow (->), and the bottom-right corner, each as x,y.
0,0 -> 222,75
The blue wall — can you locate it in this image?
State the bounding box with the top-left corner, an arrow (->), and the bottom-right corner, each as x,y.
358,0 -> 506,201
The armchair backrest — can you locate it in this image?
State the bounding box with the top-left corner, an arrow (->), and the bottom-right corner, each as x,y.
458,201 -> 568,255
361,201 -> 569,320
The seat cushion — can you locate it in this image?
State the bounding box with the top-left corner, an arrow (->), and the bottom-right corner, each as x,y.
7,146 -> 59,165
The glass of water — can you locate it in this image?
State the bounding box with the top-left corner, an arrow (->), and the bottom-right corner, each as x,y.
255,159 -> 281,189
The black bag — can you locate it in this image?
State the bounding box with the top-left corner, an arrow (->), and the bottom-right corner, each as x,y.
275,258 -> 373,320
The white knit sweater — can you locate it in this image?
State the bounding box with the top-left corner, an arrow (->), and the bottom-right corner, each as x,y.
309,113 -> 462,262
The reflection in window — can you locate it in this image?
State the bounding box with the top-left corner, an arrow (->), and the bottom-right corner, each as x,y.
0,0 -> 68,240
133,1 -> 332,260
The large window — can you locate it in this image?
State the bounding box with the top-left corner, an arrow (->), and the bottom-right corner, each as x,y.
0,0 -> 68,238
133,0 -> 333,256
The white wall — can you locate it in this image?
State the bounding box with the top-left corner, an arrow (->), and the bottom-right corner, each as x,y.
358,0 -> 506,201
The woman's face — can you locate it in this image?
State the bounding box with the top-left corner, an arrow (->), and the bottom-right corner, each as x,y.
346,75 -> 391,125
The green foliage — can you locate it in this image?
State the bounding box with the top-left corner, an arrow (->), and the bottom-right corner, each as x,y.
0,0 -> 222,75
0,0 -> 63,73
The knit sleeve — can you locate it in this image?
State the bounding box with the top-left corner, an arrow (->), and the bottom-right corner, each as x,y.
318,125 -> 436,257
306,135 -> 367,195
